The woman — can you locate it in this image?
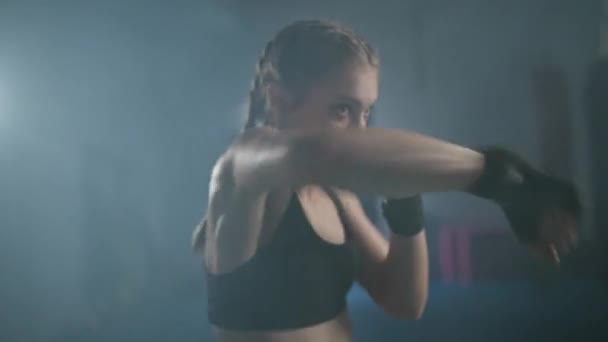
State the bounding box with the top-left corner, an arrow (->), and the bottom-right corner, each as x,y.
192,20 -> 580,342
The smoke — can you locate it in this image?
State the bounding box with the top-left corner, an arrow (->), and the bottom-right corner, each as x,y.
0,0 -> 600,341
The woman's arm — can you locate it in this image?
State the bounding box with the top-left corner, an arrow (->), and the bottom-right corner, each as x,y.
337,192 -> 428,320
197,123 -> 474,273
221,126 -> 579,272
228,126 -> 483,196
214,123 -> 453,314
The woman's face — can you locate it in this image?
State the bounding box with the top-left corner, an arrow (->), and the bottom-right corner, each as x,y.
278,62 -> 379,130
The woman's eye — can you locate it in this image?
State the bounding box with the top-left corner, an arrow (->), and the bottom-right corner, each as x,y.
331,104 -> 352,119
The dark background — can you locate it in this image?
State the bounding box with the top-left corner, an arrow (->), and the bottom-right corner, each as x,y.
1,0 -> 607,341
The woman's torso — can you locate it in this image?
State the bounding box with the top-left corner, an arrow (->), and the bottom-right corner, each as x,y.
203,186 -> 357,342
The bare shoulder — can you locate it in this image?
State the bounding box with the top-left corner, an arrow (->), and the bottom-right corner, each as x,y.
194,127 -> 328,272
206,127 -> 276,200
201,149 -> 270,274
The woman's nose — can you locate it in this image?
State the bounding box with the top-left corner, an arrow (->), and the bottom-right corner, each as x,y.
351,113 -> 368,128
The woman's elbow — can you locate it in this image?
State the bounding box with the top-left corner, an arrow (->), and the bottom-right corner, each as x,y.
379,295 -> 428,320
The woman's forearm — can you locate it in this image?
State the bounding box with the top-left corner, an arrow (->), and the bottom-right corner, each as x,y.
304,127 -> 484,196
382,232 -> 429,319
342,198 -> 428,320
232,127 -> 484,197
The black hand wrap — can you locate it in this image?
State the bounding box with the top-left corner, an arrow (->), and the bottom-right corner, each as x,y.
381,194 -> 425,237
467,147 -> 581,243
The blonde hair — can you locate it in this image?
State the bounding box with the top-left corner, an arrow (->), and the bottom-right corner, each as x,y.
244,20 -> 379,129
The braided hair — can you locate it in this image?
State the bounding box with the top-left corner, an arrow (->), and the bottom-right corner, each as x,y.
194,21 -> 378,253
244,20 -> 379,129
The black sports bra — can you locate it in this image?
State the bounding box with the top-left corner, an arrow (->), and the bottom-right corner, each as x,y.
205,193 -> 357,331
